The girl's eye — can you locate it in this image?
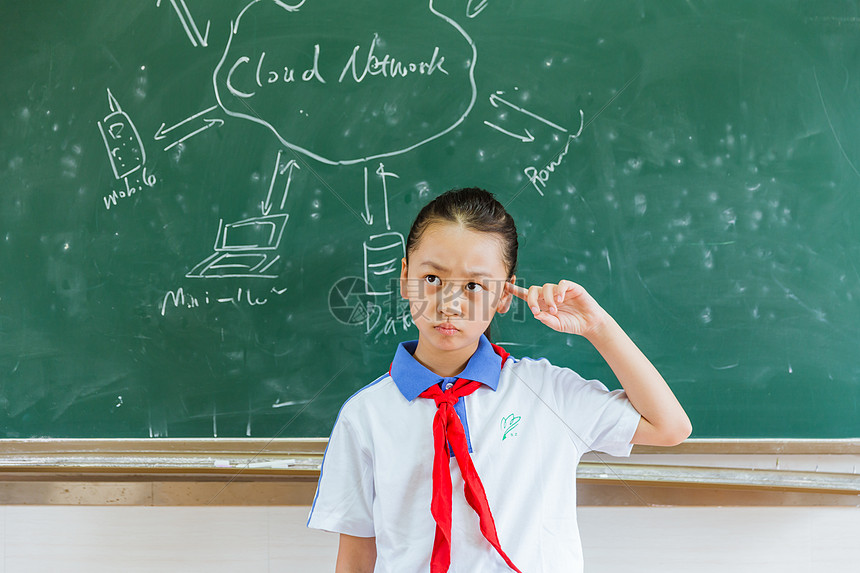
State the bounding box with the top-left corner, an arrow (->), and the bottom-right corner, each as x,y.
465,282 -> 484,293
424,275 -> 441,286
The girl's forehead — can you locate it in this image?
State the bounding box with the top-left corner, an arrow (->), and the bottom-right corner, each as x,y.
410,222 -> 508,275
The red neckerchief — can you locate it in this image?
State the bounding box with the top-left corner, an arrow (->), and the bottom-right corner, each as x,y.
416,342 -> 521,573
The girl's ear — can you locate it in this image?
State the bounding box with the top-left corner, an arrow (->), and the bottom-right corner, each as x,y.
496,275 -> 516,313
399,258 -> 409,300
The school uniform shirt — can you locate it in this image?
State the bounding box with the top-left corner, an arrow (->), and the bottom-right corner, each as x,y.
307,334 -> 641,573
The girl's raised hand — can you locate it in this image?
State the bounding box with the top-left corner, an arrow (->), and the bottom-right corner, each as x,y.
505,280 -> 610,338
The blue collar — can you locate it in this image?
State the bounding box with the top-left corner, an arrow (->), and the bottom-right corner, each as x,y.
390,334 -> 503,401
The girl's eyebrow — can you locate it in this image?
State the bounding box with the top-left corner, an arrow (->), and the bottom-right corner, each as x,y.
419,260 -> 493,278
419,260 -> 449,272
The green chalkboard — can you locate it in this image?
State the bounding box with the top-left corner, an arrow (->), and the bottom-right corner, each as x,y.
1,0 -> 859,439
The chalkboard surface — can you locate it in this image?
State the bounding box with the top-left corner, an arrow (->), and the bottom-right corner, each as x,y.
1,0 -> 858,439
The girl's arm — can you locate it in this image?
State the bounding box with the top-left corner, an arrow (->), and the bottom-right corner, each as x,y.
335,534 -> 377,573
506,280 -> 692,446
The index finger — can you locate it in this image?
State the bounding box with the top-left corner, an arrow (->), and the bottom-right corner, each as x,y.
505,281 -> 529,300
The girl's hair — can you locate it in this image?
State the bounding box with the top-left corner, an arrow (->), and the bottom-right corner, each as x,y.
405,187 -> 518,277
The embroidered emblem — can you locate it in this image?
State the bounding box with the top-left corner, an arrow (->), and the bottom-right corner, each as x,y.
500,413 -> 521,441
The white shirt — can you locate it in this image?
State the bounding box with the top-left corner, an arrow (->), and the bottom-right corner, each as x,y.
308,336 -> 641,572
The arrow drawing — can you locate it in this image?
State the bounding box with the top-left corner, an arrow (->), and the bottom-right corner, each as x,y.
489,91 -> 569,133
154,105 -> 223,151
261,150 -> 300,216
482,121 -> 535,142
279,159 -> 299,210
361,166 -> 373,226
157,0 -> 210,48
361,164 -> 398,228
467,0 -> 490,18
376,163 -> 398,231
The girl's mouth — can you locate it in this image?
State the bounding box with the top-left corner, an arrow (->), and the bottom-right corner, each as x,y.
435,323 -> 459,335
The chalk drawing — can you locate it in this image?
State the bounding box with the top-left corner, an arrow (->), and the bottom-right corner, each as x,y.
186,215 -> 288,279
361,163 -> 397,228
363,232 -> 405,296
157,0 -> 210,48
467,0 -> 490,18
97,89 -> 147,180
154,105 -> 223,151
212,0 -> 478,165
187,151 -> 298,279
523,109 -> 585,196
97,89 -> 156,209
484,90 -> 572,142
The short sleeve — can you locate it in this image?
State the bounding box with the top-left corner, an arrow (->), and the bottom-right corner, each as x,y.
521,358 -> 641,458
564,380 -> 641,457
307,409 -> 375,537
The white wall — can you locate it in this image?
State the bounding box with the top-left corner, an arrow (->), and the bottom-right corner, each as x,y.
1,505 -> 859,572
581,507 -> 860,573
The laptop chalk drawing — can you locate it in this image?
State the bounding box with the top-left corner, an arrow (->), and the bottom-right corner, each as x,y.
186,214 -> 288,279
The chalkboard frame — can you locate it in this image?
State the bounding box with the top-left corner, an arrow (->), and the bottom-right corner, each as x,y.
1,438 -> 859,505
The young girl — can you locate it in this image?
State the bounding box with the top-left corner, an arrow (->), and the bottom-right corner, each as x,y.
308,187 -> 691,573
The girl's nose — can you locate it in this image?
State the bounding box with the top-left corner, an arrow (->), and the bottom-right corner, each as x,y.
438,285 -> 464,316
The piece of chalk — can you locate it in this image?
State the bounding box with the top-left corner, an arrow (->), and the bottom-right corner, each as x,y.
247,459 -> 299,469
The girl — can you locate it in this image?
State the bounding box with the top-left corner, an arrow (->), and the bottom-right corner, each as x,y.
308,187 -> 691,573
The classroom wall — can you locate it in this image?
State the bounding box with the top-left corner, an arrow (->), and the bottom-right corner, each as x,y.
1,505 -> 859,572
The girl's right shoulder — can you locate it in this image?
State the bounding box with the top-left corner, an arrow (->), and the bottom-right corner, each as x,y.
335,371 -> 400,419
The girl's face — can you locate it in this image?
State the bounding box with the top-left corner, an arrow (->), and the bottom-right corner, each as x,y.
400,222 -> 514,359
